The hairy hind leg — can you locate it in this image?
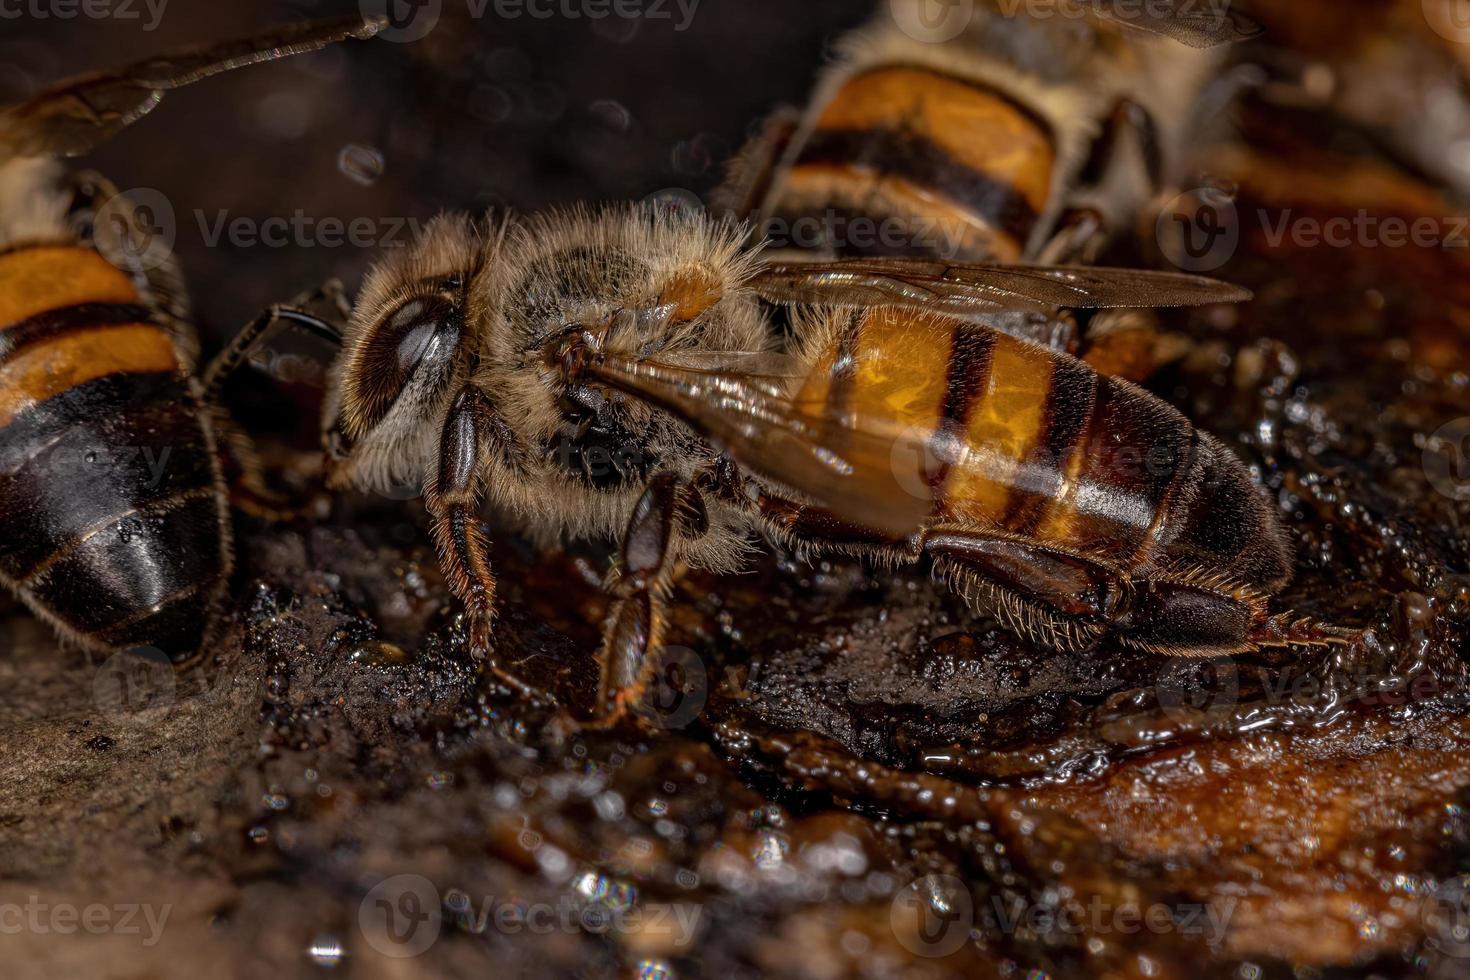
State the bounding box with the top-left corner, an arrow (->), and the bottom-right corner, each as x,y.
1116,571 -> 1364,657
918,526 -> 1118,652
756,500 -> 1120,651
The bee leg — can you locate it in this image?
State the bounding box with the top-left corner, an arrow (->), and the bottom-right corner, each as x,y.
1116,575 -> 1365,656
920,528 -> 1115,651
202,285 -> 353,521
590,472 -> 710,729
754,498 -> 1117,651
1035,207 -> 1108,265
201,285 -> 350,400
1076,308 -> 1191,384
1039,97 -> 1163,266
424,386 -> 537,699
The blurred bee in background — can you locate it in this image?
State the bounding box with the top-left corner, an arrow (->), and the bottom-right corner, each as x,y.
1231,0 -> 1470,203
321,204 -> 1357,727
0,17 -> 379,663
714,0 -> 1262,379
719,0 -> 1260,263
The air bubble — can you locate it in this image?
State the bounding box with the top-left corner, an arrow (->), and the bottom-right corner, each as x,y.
337,143 -> 385,186
589,99 -> 632,132
469,84 -> 513,124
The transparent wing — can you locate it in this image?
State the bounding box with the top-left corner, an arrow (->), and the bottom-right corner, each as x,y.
0,15 -> 384,159
749,258 -> 1252,317
1083,0 -> 1263,48
583,349 -> 939,536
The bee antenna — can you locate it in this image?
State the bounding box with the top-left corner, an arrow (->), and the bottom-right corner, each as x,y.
275,308 -> 345,346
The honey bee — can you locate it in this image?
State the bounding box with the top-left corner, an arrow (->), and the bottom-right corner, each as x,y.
711,0 -> 1264,381
718,0 -> 1262,268
321,205 -> 1357,726
0,18 -> 380,662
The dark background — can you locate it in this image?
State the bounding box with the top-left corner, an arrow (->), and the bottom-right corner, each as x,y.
0,0 -> 868,342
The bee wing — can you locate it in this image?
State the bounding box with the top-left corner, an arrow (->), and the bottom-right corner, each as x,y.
0,15 -> 384,160
749,258 -> 1252,316
583,350 -> 938,537
1084,0 -> 1263,48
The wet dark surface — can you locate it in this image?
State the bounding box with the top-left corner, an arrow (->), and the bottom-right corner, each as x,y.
4,2 -> 1470,978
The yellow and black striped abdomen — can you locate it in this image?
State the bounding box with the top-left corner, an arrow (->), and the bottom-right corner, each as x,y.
770,67 -> 1055,262
796,308 -> 1286,582
0,244 -> 228,661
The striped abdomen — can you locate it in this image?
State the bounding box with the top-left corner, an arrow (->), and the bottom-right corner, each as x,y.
795,307 -> 1291,589
764,66 -> 1055,262
0,244 -> 229,662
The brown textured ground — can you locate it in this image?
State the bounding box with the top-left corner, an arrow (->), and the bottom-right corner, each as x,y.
4,3 -> 1470,979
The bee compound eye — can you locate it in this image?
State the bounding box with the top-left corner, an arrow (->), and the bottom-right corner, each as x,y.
352,294 -> 465,434
371,294 -> 463,389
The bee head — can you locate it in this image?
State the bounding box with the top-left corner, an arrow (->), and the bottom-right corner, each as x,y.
322,214 -> 482,494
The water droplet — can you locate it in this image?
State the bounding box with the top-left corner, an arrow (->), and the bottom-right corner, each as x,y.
348,641 -> 409,667
588,99 -> 632,132
337,143 -> 384,187
636,959 -> 673,980
643,188 -> 703,215
524,81 -> 566,123
469,84 -> 513,124
306,934 -> 343,968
